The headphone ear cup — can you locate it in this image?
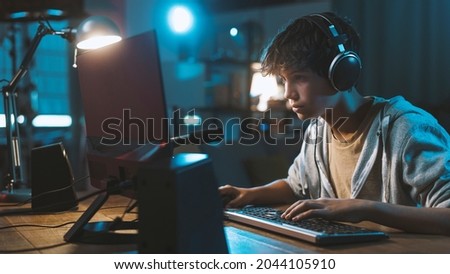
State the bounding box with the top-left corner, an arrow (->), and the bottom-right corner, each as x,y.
329,51 -> 362,91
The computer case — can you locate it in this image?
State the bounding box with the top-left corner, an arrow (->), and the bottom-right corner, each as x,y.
137,153 -> 228,253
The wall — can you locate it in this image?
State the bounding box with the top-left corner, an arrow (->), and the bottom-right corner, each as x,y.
124,0 -> 332,111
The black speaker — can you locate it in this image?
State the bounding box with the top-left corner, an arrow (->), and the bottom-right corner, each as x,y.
31,143 -> 78,212
137,153 -> 228,254
305,13 -> 362,91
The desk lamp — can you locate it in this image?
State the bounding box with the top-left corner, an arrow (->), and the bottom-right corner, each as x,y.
0,16 -> 122,202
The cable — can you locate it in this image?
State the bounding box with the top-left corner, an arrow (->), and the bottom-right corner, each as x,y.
0,178 -> 134,216
0,221 -> 76,231
0,179 -> 138,253
30,174 -> 90,204
314,118 -> 322,194
108,197 -> 136,230
75,188 -> 105,203
0,174 -> 90,208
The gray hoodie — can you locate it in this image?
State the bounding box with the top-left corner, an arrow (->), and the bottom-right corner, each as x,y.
286,96 -> 450,208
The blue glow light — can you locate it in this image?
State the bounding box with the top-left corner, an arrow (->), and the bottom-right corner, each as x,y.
9,11 -> 29,19
183,114 -> 202,125
172,153 -> 208,168
46,9 -> 64,17
230,27 -> 238,37
32,115 -> 72,127
17,115 -> 25,124
0,114 -> 24,127
0,115 -> 5,128
168,5 -> 194,34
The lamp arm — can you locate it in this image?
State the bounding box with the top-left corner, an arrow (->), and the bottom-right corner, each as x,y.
6,23 -> 52,94
0,22 -> 52,191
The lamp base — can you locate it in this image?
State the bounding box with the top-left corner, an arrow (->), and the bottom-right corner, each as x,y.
0,188 -> 31,203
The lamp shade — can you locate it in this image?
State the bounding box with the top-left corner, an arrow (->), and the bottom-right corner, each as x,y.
76,16 -> 122,50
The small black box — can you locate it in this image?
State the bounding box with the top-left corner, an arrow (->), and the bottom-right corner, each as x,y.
31,143 -> 78,212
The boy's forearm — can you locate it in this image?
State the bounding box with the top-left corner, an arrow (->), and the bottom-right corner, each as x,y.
368,201 -> 450,235
248,179 -> 299,205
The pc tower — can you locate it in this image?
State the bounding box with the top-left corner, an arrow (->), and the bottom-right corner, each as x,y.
137,153 -> 228,253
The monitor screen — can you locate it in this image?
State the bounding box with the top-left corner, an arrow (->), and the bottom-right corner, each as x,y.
78,30 -> 168,147
77,30 -> 168,190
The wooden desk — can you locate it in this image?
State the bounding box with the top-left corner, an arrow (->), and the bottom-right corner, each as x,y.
225,222 -> 450,254
1,194 -> 449,254
0,194 -> 137,254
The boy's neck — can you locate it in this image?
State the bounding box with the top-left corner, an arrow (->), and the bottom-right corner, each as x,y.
322,89 -> 372,141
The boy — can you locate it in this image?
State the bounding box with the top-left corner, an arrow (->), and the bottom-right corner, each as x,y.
219,12 -> 450,235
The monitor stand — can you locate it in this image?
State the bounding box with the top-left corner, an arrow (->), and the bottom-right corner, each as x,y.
64,142 -> 172,245
64,191 -> 138,244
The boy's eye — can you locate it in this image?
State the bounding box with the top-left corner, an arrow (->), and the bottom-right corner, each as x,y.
280,72 -> 307,84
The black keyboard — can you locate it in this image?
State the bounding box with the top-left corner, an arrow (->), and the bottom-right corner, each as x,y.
224,206 -> 389,245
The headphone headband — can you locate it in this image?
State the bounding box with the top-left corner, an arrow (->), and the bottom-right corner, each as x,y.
304,13 -> 362,91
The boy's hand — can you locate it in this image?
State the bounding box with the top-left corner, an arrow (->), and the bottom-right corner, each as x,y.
218,185 -> 253,208
281,198 -> 372,223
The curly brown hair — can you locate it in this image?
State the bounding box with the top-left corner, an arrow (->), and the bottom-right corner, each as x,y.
260,12 -> 361,78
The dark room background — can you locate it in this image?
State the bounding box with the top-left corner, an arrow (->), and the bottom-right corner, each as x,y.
0,0 -> 449,189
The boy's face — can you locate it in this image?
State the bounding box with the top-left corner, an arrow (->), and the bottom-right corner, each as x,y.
280,68 -> 339,120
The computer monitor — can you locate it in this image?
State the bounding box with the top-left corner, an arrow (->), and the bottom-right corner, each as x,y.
77,30 -> 169,191
67,31 -> 228,253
